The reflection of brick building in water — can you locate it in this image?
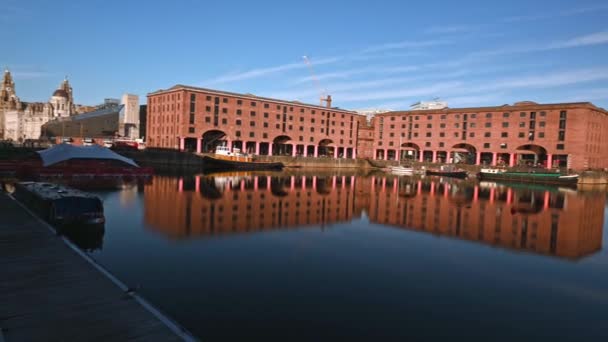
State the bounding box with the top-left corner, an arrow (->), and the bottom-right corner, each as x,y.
143,175 -> 604,259
366,177 -> 604,259
144,175 -> 359,238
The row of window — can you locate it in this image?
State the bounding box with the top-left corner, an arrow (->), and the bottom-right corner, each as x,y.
380,131 -> 551,141
385,110 -> 562,121
379,143 -> 566,150
384,121 -> 549,130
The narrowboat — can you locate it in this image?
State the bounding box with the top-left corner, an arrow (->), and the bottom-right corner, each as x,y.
478,168 -> 579,186
13,182 -> 105,225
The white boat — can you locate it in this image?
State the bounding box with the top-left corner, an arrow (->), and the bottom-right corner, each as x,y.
389,165 -> 414,175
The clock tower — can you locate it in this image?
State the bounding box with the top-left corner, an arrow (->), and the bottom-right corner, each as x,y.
1,68 -> 20,110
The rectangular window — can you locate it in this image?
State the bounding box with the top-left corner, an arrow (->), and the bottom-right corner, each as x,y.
205,106 -> 211,112
560,111 -> 567,119
427,124 -> 432,128
237,100 -> 242,105
500,143 -> 507,149
484,132 -> 491,137
236,119 -> 241,125
470,123 -> 476,128
520,112 -> 526,118
222,98 -> 228,103
188,127 -> 195,133
439,132 -> 445,137
540,111 -> 546,117
539,132 -> 545,138
518,132 -> 524,138
559,121 -> 566,129
441,115 -> 446,120
439,142 -> 445,147
205,117 -> 211,123
249,132 -> 255,137
264,103 -> 269,108
427,115 -> 432,120
425,142 -> 431,147
485,122 -> 492,128
189,113 -> 195,124
502,122 -> 509,128
539,121 -> 545,127
206,96 -> 212,101
558,131 -> 565,141
471,113 -> 476,119
483,143 -> 490,148
222,108 -> 227,114
469,132 -> 475,137
501,132 -> 508,138
557,144 -> 565,150
264,122 -> 268,128
503,112 -> 510,118
519,122 -> 525,127
251,101 -> 257,107
221,118 -> 227,124
236,109 -> 242,115
426,132 -> 432,137
250,111 -> 256,116
486,113 -> 492,118
440,123 -> 446,128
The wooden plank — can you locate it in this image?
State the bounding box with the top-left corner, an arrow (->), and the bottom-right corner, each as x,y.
0,192 -> 194,341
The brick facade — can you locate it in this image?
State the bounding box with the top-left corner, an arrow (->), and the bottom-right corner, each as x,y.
147,85 -> 365,159
372,101 -> 608,170
147,84 -> 608,170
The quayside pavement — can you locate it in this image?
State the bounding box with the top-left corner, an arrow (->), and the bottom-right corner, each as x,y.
0,191 -> 195,341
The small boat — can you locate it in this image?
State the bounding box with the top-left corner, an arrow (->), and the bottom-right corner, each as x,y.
12,182 -> 105,225
426,165 -> 468,179
478,168 -> 579,186
202,146 -> 284,172
389,165 -> 414,175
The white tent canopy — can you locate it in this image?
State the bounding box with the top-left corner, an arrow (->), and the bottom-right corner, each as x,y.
37,143 -> 139,167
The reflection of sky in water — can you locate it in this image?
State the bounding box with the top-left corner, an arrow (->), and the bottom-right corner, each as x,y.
87,174 -> 608,341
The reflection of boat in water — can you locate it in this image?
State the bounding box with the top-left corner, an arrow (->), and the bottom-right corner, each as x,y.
426,165 -> 468,179
202,146 -> 284,172
478,168 -> 579,186
13,182 -> 105,226
389,165 -> 414,175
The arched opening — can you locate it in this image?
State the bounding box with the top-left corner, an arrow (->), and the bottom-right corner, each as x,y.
307,145 -> 315,157
273,135 -> 293,156
400,142 -> 420,161
386,149 -> 396,160
202,130 -> 227,153
516,144 -> 547,167
318,139 -> 334,157
245,141 -> 256,154
451,143 -> 477,164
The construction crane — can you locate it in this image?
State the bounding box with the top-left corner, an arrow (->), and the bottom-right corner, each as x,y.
302,56 -> 332,108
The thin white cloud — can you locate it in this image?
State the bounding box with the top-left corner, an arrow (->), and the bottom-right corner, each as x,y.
561,88 -> 608,102
336,81 -> 463,102
361,39 -> 451,53
292,65 -> 420,85
503,4 -> 608,22
203,57 -> 341,85
472,30 -> 608,58
551,31 -> 608,48
425,25 -> 473,34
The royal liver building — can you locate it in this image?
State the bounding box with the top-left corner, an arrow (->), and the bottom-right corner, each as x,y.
0,68 -> 82,141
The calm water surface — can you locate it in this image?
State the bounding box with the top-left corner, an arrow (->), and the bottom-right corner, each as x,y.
82,173 -> 607,341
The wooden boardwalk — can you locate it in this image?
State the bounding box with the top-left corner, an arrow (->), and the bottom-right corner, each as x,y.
0,192 -> 194,341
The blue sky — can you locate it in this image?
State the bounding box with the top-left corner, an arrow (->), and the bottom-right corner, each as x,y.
2,0 -> 608,110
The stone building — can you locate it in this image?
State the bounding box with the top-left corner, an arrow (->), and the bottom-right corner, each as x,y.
0,68 -> 82,141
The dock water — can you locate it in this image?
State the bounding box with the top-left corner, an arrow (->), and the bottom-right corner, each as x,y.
0,191 -> 193,341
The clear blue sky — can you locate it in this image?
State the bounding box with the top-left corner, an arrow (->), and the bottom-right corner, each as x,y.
2,0 -> 608,110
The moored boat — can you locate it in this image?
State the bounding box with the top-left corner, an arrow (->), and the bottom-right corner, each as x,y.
202,146 -> 284,172
478,168 -> 579,186
12,182 -> 105,225
426,165 -> 468,179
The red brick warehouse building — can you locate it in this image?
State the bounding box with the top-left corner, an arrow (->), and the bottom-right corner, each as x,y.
147,85 -> 366,158
371,101 -> 608,170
